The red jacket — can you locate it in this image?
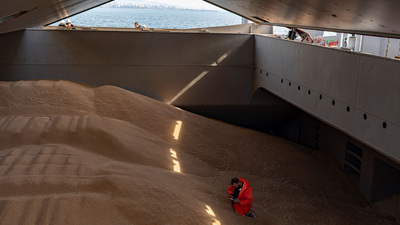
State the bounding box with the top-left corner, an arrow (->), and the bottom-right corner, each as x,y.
227,178 -> 253,215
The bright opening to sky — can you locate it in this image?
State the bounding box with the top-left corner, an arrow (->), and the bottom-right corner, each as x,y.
52,0 -> 242,29
116,0 -> 222,11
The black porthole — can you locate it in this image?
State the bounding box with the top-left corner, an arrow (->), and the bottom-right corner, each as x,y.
281,79 -> 283,83
260,70 -> 262,74
266,73 -> 269,77
332,100 -> 335,105
289,82 -> 291,86
308,90 -> 311,95
363,113 -> 367,120
319,95 -> 322,100
346,106 -> 350,112
382,122 -> 387,128
298,86 -> 301,90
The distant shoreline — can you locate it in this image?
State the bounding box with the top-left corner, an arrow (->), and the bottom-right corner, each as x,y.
101,4 -> 219,12
101,6 -> 219,12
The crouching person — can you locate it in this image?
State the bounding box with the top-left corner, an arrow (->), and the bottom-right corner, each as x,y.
227,177 -> 255,217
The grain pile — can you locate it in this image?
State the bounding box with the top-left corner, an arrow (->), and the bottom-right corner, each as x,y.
0,80 -> 394,225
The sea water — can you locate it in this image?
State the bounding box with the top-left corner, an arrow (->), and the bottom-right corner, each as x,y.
54,8 -> 242,29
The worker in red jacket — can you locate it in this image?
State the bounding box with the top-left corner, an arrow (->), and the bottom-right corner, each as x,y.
227,177 -> 255,217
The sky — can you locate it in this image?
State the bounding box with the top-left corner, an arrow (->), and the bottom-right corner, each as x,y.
116,0 -> 222,11
153,0 -> 218,9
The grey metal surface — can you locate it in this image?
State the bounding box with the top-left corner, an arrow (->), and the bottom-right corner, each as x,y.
0,0 -> 111,34
0,29 -> 254,105
205,0 -> 400,38
253,35 -> 400,164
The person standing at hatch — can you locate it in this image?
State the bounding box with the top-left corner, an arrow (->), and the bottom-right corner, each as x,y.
65,19 -> 76,29
134,22 -> 146,29
227,177 -> 255,217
